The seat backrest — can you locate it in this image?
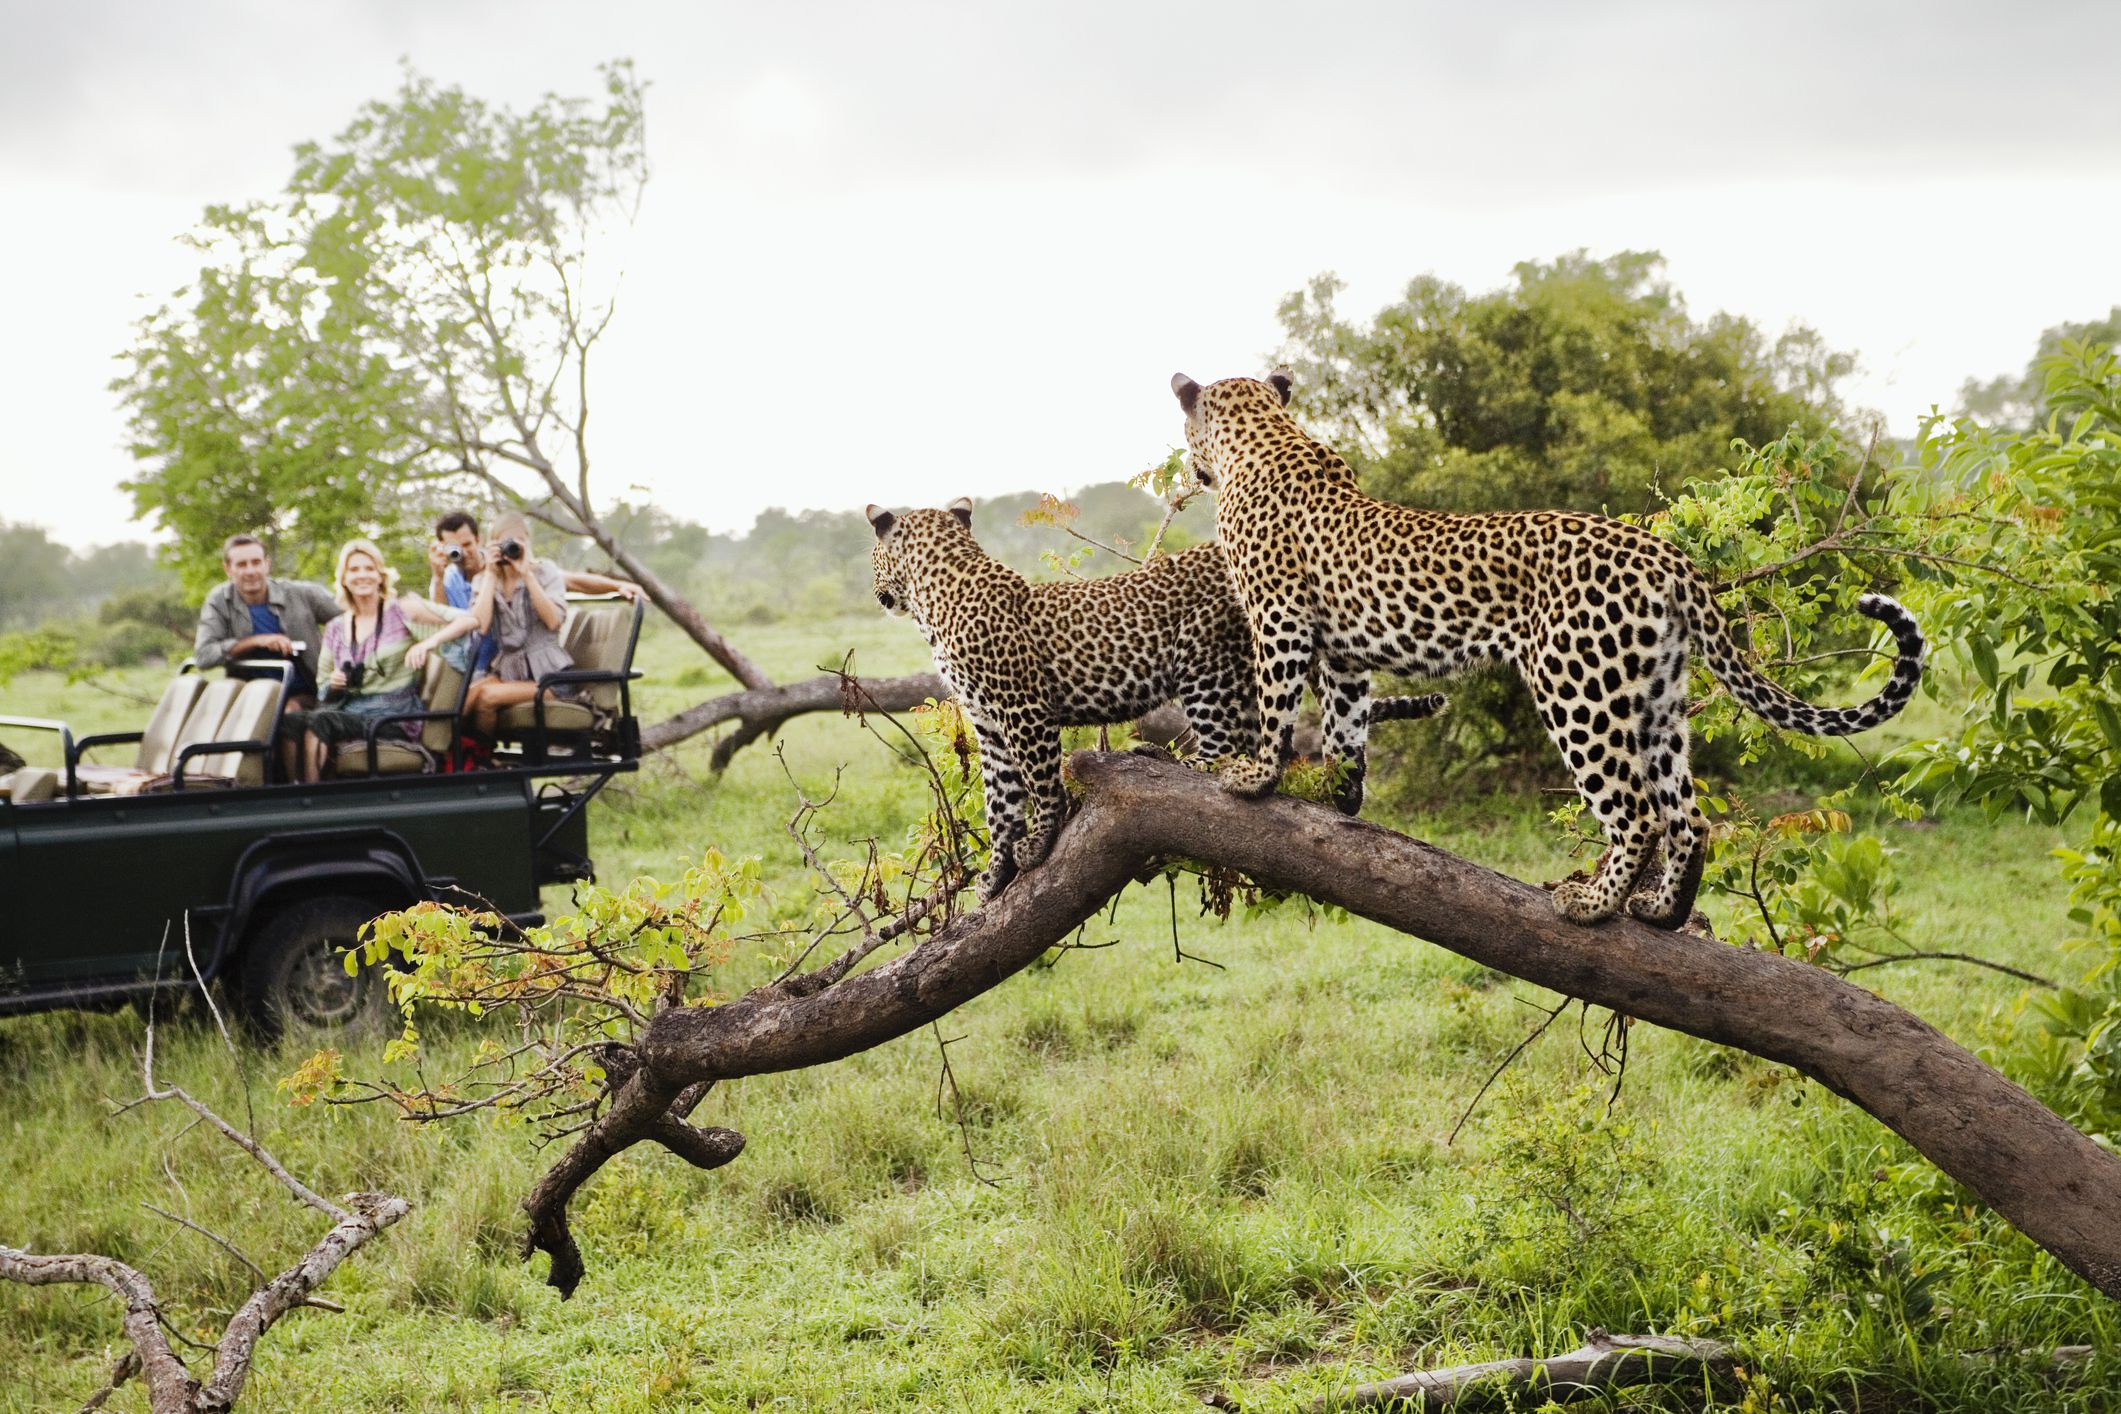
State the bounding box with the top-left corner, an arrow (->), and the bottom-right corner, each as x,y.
417,650 -> 467,754
562,605 -> 632,713
197,679 -> 283,784
136,675 -> 207,773
168,679 -> 242,779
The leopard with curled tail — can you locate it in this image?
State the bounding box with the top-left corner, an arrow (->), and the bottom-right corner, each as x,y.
868,499 -> 1446,900
1169,371 -> 1923,928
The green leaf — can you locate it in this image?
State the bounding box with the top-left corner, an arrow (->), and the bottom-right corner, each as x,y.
1969,635 -> 1999,691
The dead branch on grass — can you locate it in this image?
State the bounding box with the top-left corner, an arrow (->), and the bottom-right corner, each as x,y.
0,1012 -> 406,1412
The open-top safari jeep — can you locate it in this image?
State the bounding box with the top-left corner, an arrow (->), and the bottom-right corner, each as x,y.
0,596 -> 646,1036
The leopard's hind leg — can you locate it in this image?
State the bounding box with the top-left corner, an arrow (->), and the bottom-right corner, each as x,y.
1220,603 -> 1312,798
1007,709 -> 1068,877
1627,620 -> 1709,928
1175,657 -> 1259,770
1315,658 -> 1373,816
968,714 -> 1028,902
1525,621 -> 1665,925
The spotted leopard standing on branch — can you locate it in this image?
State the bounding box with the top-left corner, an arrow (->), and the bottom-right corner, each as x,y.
1169,371 -> 1924,929
867,499 -> 1445,900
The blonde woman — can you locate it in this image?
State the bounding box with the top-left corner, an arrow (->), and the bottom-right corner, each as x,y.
290,539 -> 477,782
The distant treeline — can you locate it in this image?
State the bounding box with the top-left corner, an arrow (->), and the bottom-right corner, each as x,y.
593,481 -> 1214,626
0,480 -> 1203,650
0,523 -> 171,631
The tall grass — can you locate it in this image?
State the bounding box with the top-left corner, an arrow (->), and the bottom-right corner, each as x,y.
1,619 -> 2113,1409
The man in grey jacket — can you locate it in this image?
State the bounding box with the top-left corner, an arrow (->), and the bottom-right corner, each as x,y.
192,534 -> 341,710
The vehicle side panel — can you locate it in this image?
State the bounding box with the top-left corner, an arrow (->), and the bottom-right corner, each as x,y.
7,774 -> 540,987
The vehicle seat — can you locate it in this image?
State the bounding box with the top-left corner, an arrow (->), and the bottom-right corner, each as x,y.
493,600 -> 633,747
333,647 -> 468,776
73,675 -> 207,794
125,679 -> 242,793
192,679 -> 284,785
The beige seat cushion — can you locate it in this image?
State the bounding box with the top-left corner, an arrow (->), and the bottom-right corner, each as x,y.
153,678 -> 241,787
75,674 -> 213,795
562,606 -> 631,713
3,767 -> 59,803
333,739 -> 433,775
496,697 -> 596,735
417,651 -> 465,754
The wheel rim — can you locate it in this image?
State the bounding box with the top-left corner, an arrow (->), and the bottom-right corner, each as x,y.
284,936 -> 369,1027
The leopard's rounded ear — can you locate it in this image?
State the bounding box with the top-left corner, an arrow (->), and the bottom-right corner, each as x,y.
1171,373 -> 1202,415
946,496 -> 974,529
865,504 -> 897,540
1266,366 -> 1294,407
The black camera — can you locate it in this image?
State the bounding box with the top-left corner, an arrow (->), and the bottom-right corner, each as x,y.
498,537 -> 524,563
444,545 -> 464,564
342,661 -> 366,695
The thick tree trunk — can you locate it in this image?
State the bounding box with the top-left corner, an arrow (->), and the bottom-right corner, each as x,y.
524,751 -> 2121,1302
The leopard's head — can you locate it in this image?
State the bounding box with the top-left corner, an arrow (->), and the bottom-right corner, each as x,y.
1170,367 -> 1293,492
867,498 -> 975,618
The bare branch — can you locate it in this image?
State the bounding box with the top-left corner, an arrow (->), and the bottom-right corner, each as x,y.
142,1204 -> 270,1284
1830,949 -> 2057,989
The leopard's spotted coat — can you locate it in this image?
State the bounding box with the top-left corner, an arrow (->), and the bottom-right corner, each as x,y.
1170,372 -> 1924,928
868,499 -> 1443,900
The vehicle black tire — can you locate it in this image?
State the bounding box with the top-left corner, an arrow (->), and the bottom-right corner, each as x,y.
239,895 -> 394,1042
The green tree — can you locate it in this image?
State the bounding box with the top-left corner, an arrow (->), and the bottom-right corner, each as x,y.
1275,250 -> 1853,515
113,62 -> 768,688
1610,333 -> 2120,1136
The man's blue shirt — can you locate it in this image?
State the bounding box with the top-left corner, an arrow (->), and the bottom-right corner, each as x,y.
443,564 -> 474,610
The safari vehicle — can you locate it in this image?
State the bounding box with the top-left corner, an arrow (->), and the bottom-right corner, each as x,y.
0,596 -> 645,1036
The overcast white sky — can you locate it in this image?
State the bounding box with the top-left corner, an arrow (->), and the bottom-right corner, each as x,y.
4,0 -> 2118,551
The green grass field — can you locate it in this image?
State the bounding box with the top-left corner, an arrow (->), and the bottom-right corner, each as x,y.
1,620 -> 2113,1410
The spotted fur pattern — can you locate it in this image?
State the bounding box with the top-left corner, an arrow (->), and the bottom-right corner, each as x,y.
869,500 -> 1444,900
1171,373 -> 1925,928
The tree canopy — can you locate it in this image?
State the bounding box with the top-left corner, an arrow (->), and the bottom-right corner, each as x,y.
114,62 -> 648,596
1274,250 -> 1854,515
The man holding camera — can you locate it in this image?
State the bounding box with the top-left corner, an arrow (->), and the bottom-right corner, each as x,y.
428,510 -> 643,614
428,510 -> 641,689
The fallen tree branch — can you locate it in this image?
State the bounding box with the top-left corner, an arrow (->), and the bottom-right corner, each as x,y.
1,1011 -> 408,1410
641,671 -> 948,756
520,751 -> 2121,1302
1316,1329 -> 1735,1411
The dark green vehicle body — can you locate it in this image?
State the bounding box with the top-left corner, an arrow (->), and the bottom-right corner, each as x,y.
0,762 -> 614,1017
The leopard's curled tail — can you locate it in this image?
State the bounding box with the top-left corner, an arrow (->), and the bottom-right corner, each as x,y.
1680,579 -> 1924,736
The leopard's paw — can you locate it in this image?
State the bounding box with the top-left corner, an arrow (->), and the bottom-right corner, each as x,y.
1013,826 -> 1059,873
1214,755 -> 1281,799
1625,888 -> 1689,930
1551,878 -> 1618,925
976,858 -> 1018,904
1128,740 -> 1175,762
